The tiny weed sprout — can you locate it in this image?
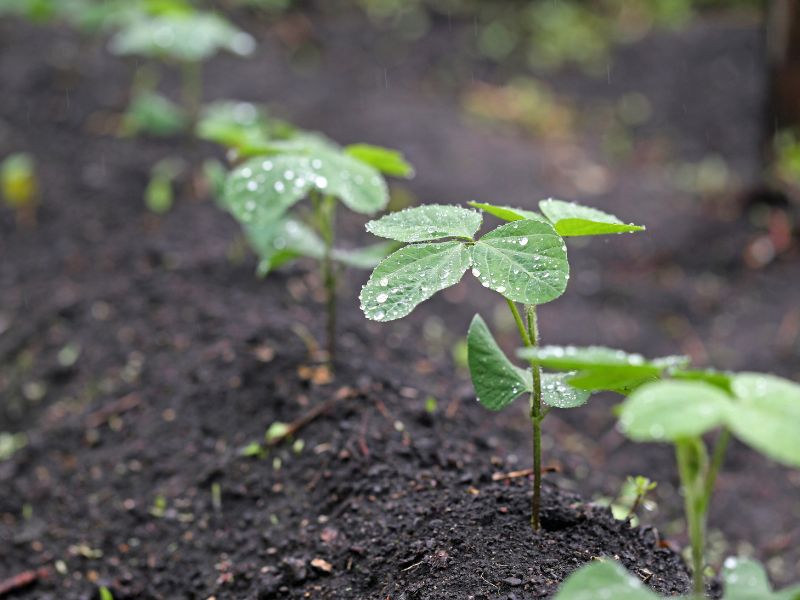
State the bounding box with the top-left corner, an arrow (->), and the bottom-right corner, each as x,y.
525,349 -> 800,597
145,158 -> 184,214
110,5 -> 255,125
553,557 -> 800,600
360,199 -> 645,529
1,152 -> 39,227
223,133 -> 414,363
625,475 -> 657,521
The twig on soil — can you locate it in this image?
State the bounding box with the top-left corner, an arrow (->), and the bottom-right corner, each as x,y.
0,568 -> 49,597
85,393 -> 142,429
400,561 -> 423,572
266,387 -> 355,447
491,466 -> 560,481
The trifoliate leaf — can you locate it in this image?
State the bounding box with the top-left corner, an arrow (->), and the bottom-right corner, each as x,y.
110,12 -> 255,62
727,373 -> 800,468
541,372 -> 591,408
471,219 -> 569,305
467,315 -> 531,411
539,198 -> 645,237
468,201 -> 546,223
345,144 -> 415,178
366,205 -> 482,242
196,101 -> 272,153
554,561 -> 659,600
618,381 -> 732,442
360,241 -> 471,322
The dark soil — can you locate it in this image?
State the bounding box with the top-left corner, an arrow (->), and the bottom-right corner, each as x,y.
1,5 -> 799,599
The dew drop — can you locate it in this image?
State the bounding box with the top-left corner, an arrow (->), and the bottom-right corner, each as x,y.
274,181 -> 285,192
376,293 -> 389,303
519,237 -> 528,246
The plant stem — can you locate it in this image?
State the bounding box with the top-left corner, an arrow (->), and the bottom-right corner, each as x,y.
676,440 -> 707,598
506,299 -> 531,347
703,428 -> 730,505
181,60 -> 202,127
316,194 -> 337,364
526,304 -> 542,531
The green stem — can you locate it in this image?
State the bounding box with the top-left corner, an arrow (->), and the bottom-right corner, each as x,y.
506,299 -> 531,347
181,61 -> 202,127
676,441 -> 707,598
527,305 -> 542,531
315,194 -> 337,365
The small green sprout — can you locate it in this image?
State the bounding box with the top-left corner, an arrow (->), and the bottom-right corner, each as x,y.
554,557 -> 800,600
1,153 -> 39,227
98,585 -> 114,600
196,101 -> 295,160
524,348 -> 800,595
625,475 -> 657,521
223,133 -> 413,363
145,157 -> 184,214
360,199 -> 644,529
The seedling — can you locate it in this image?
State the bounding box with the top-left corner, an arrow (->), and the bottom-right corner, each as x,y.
360,199 -> 645,529
121,90 -> 188,137
1,153 -> 39,227
224,135 -> 414,362
554,557 -> 800,600
145,157 -> 184,214
110,5 -> 255,125
522,348 -> 800,596
625,475 -> 657,521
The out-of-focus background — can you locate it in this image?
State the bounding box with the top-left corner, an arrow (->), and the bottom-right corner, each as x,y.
1,0 -> 799,597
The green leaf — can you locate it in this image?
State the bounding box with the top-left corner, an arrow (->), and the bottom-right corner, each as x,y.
467,315 -> 531,411
727,373 -> 800,468
309,150 -> 389,215
109,12 -> 255,62
121,91 -> 188,137
196,101 -> 272,153
722,557 -> 772,600
471,219 -> 569,305
468,201 -> 546,223
554,561 -> 658,600
345,144 -> 415,178
539,198 -> 645,237
671,369 -> 734,394
360,242 -> 471,322
618,381 -> 732,442
566,370 -> 658,395
366,205 -> 482,242
332,242 -> 398,269
244,218 -> 324,276
542,372 -> 590,408
518,345 -> 681,373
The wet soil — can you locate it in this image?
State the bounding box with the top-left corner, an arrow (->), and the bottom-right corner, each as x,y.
1,5 -> 799,598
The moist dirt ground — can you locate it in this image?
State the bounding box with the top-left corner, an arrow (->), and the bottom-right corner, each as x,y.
1,5 -> 799,599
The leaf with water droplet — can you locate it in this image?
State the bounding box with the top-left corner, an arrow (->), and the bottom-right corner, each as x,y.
244,218 -> 324,276
539,198 -> 645,237
671,369 -> 733,394
366,204 -> 482,243
722,558 -> 772,599
541,372 -> 590,409
467,314 -> 531,411
468,201 -> 547,223
360,241 -> 471,322
727,373 -> 800,468
110,12 -> 255,62
553,561 -> 658,600
472,219 -> 568,305
345,144 -> 415,178
618,381 -> 732,442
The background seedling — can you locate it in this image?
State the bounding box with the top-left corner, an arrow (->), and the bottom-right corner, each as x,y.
144,157 -> 184,214
224,133 -> 413,363
360,199 -> 645,529
1,153 -> 39,227
524,348 -> 800,596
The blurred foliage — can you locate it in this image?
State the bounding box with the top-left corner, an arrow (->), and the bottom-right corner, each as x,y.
773,129 -> 800,189
121,91 -> 189,137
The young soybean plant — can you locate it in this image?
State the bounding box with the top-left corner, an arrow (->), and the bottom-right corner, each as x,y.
110,4 -> 255,128
360,199 -> 645,530
224,134 -> 414,362
521,347 -> 800,596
